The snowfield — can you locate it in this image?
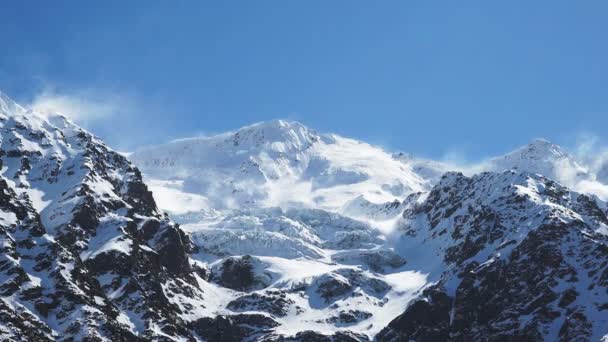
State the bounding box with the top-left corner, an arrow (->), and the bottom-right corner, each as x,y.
131,120 -> 430,213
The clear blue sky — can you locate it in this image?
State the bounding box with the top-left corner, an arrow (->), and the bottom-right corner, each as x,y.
1,1 -> 607,159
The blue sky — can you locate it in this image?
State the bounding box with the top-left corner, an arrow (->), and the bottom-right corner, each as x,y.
1,1 -> 607,160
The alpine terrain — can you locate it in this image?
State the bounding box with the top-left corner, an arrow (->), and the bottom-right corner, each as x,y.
0,91 -> 607,341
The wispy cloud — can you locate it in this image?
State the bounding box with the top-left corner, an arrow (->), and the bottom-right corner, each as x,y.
28,86 -> 133,125
18,81 -> 184,152
570,132 -> 608,174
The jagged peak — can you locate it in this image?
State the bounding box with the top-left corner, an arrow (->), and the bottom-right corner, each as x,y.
0,90 -> 76,129
502,138 -> 569,160
0,90 -> 26,116
156,119 -> 327,153
231,119 -> 321,144
485,138 -> 589,183
242,118 -> 306,131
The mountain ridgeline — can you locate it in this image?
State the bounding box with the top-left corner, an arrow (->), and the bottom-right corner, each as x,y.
0,92 -> 607,341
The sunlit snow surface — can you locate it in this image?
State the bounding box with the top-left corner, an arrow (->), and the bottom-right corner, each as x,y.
131,120 -> 608,339
177,206 -> 432,338
131,120 -> 429,214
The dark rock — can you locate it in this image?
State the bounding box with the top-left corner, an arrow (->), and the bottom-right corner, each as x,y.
327,310 -> 372,325
190,314 -> 278,342
211,255 -> 271,291
260,330 -> 370,342
227,290 -> 294,317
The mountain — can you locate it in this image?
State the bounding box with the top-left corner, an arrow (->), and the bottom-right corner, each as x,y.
129,120 -> 608,341
1,89 -> 607,341
0,94 -> 436,341
378,171 -> 608,341
485,139 -> 592,187
130,120 -> 430,217
483,139 -> 608,202
0,92 -> 239,341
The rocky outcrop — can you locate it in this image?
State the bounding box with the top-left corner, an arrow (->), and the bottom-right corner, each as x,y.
189,314 -> 279,342
261,330 -> 371,342
210,255 -> 273,291
227,290 -> 295,317
378,171 -> 608,341
0,96 -> 205,340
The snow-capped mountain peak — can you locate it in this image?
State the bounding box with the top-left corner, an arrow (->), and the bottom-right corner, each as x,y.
0,91 -> 24,115
486,138 -> 591,187
131,120 -> 428,214
0,90 -> 216,340
502,138 -> 569,161
228,119 -> 326,149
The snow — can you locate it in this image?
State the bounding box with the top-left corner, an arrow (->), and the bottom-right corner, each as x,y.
193,255 -> 429,338
0,211 -> 17,224
145,178 -> 213,215
128,121 -> 608,339
80,215 -> 133,260
182,204 -> 433,338
484,138 -> 608,201
131,120 -> 429,214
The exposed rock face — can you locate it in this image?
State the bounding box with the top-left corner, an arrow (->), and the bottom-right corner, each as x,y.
227,290 -> 295,317
189,314 -> 279,342
0,95 -> 205,340
260,330 -> 371,342
378,171 -> 608,341
210,255 -> 274,292
312,269 -> 390,305
327,310 -> 373,326
331,249 -> 406,273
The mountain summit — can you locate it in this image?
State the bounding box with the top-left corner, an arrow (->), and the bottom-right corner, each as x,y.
486,138 -> 591,184
131,120 -> 429,215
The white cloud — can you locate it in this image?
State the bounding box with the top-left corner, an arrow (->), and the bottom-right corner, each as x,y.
571,133 -> 608,176
28,87 -> 132,125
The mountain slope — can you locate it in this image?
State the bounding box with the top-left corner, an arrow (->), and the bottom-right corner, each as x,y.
484,139 -> 608,201
485,139 -> 590,181
129,121 -> 608,341
0,94 -> 430,341
0,92 -> 210,340
378,171 -> 608,341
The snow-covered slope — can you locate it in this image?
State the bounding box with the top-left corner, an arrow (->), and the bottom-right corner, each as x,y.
485,139 -> 590,185
0,93 -> 432,341
379,171 -> 608,341
128,121 -> 608,341
482,139 -> 608,201
0,92 -> 213,340
133,126 -> 608,222
130,120 -> 430,216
